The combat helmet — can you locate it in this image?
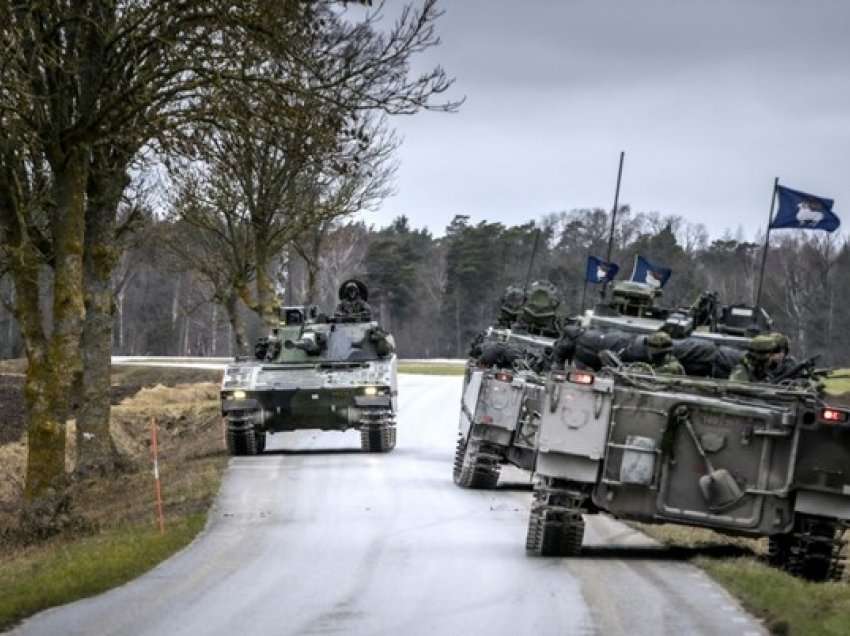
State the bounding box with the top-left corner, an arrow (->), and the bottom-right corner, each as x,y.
768,332 -> 790,354
338,279 -> 369,302
500,285 -> 526,319
748,334 -> 778,359
646,331 -> 673,353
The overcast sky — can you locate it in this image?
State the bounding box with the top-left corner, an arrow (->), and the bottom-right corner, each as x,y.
363,0 -> 850,240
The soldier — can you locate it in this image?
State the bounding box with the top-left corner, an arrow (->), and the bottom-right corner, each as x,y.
646,331 -> 685,375
335,279 -> 372,322
516,280 -> 561,337
495,285 -> 526,328
766,332 -> 799,380
729,334 -> 776,382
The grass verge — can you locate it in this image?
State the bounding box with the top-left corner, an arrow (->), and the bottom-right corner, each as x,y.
824,368 -> 850,396
0,515 -> 207,631
0,373 -> 228,631
398,363 -> 465,376
634,523 -> 849,635
698,558 -> 850,636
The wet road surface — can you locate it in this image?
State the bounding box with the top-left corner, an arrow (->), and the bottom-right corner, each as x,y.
12,375 -> 765,636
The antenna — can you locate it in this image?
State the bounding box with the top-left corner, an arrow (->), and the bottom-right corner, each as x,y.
523,227 -> 543,295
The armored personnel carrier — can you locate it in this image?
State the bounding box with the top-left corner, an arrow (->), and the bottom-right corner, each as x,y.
454,282 -> 561,489
525,361 -> 849,582
220,280 -> 397,455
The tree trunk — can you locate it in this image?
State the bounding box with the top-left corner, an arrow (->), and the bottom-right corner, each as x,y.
21,151 -> 88,501
305,263 -> 319,306
454,293 -> 462,357
116,288 -> 125,352
254,239 -> 279,327
225,291 -> 248,355
211,304 -> 218,355
75,160 -> 126,476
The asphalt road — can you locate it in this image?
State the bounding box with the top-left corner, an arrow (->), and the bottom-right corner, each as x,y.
13,375 -> 765,636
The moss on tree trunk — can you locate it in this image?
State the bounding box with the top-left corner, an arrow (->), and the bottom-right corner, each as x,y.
75,160 -> 128,475
21,150 -> 89,501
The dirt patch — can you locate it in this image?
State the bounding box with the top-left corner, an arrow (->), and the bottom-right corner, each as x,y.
0,364 -> 223,446
0,378 -> 226,551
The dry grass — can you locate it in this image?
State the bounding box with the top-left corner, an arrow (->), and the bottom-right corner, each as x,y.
0,372 -> 228,630
823,369 -> 850,396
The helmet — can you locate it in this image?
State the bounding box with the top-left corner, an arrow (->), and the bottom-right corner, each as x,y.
748,334 -> 778,357
769,332 -> 790,354
500,285 -> 526,316
646,331 -> 673,353
337,279 -> 369,301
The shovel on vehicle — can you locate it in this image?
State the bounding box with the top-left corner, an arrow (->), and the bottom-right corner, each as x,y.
679,409 -> 745,511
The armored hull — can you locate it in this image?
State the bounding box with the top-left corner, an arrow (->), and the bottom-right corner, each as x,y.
453,327 -> 555,488
526,367 -> 850,581
221,320 -> 398,454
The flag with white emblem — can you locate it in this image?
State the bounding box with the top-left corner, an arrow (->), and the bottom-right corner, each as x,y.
771,185 -> 840,232
585,256 -> 619,284
631,255 -> 671,289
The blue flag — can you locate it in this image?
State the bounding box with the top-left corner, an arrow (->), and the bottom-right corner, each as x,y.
585,256 -> 619,284
631,255 -> 671,289
771,185 -> 840,232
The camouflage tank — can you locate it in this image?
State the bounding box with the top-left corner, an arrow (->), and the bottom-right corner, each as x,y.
453,282 -> 560,488
220,280 -> 397,455
524,359 -> 849,582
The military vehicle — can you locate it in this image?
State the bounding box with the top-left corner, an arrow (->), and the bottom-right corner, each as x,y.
454,337 -> 548,488
525,360 -> 849,582
454,279 -> 762,489
454,281 -> 561,489
585,281 -> 773,347
220,280 -> 398,455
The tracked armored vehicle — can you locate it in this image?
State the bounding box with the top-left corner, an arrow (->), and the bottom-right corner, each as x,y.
525,361 -> 849,582
584,281 -> 772,347
454,282 -> 561,489
220,280 -> 397,455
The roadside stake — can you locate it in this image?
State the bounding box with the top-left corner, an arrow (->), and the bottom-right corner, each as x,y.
150,416 -> 165,535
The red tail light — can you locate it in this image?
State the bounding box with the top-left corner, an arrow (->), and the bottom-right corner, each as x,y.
568,371 -> 594,385
495,371 -> 513,383
820,408 -> 849,424
480,415 -> 494,425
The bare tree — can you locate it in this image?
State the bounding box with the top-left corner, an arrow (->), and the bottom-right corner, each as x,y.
0,0 -> 458,501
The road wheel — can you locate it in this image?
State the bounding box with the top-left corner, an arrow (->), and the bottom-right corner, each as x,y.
361,426 -> 396,452
525,509 -> 584,557
769,516 -> 846,582
225,428 -> 245,456
226,426 -> 261,456
452,435 -> 500,489
526,485 -> 585,557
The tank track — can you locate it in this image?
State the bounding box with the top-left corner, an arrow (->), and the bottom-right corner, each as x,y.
452,434 -> 502,489
225,425 -> 266,456
768,515 -> 848,582
526,479 -> 587,557
359,408 -> 396,453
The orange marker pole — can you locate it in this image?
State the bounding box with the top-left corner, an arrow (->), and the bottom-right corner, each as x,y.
150,417 -> 165,535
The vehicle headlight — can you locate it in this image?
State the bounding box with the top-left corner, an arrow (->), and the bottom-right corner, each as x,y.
363,386 -> 378,396
232,390 -> 247,399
